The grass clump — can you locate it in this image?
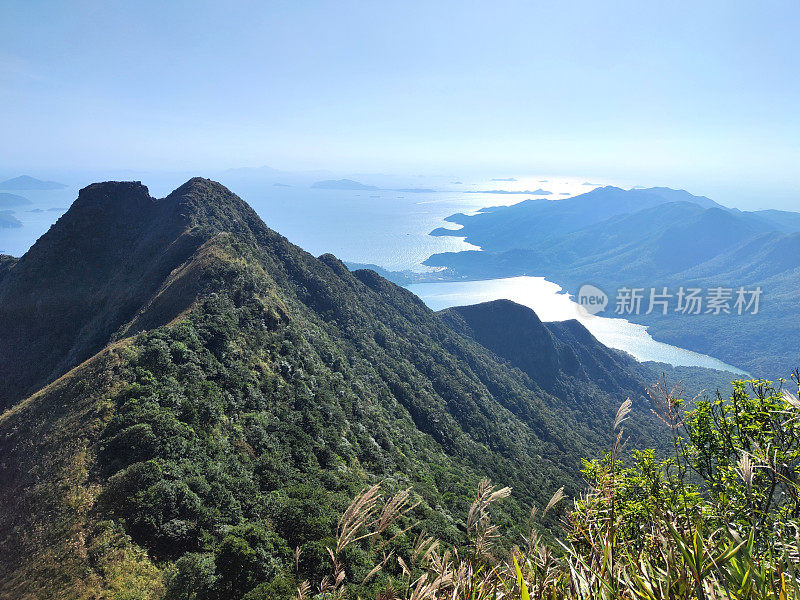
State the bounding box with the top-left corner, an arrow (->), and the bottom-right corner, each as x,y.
302,377 -> 800,599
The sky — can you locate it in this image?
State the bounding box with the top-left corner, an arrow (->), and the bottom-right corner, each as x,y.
1,1 -> 798,208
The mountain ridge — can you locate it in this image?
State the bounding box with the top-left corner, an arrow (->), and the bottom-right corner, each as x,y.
0,179 -> 211,407
0,177 -> 669,598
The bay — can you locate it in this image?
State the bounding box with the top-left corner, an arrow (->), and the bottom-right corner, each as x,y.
406,276 -> 748,374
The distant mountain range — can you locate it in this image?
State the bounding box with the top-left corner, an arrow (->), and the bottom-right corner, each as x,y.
426,186 -> 800,376
0,175 -> 67,190
466,188 -> 552,195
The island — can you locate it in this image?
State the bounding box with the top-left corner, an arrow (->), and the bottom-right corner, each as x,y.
0,193 -> 31,207
311,179 -> 379,190
0,175 -> 67,190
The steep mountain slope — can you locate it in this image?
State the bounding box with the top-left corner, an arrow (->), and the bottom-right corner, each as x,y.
0,178 -> 663,599
0,255 -> 18,279
437,300 -> 739,418
0,181 -> 205,408
438,300 -> 644,395
438,300 -> 658,437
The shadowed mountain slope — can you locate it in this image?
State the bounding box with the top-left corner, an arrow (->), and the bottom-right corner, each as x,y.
438,300 -> 655,430
0,180 -> 246,408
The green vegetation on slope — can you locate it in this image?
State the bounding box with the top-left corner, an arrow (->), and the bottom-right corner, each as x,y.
0,178 -> 668,599
297,378 -> 800,599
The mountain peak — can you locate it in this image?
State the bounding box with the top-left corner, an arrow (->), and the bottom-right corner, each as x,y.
168,176 -> 230,197
79,179 -> 148,195
61,177 -> 262,246
73,180 -> 152,211
72,177 -> 240,213
0,178 -> 252,407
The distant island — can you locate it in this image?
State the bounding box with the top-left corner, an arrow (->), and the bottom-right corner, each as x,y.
0,210 -> 22,228
311,179 -> 439,193
467,188 -> 552,195
27,206 -> 67,213
0,175 -> 67,190
490,177 -> 517,181
0,193 -> 31,207
311,179 -> 379,190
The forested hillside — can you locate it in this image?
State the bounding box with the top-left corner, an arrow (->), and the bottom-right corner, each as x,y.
426,186 -> 800,376
0,178 -> 665,599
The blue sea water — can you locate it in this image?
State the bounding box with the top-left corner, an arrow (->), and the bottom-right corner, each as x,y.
0,176 -> 484,269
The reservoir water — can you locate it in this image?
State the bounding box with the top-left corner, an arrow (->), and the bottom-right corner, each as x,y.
406,276 -> 747,374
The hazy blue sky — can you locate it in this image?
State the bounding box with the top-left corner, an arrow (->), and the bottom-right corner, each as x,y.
1,1 -> 798,204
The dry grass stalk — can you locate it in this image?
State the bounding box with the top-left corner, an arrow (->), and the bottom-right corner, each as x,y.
783,389 -> 800,411
614,397 -> 632,430
543,486 -> 565,517
737,452 -> 754,490
336,483 -> 420,556
337,483 -> 383,554
467,478 -> 511,558
295,579 -> 310,600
